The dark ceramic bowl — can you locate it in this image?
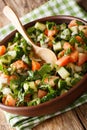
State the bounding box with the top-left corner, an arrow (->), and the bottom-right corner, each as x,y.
0,15 -> 87,116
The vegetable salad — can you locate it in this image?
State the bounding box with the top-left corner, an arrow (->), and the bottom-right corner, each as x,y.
0,19 -> 87,107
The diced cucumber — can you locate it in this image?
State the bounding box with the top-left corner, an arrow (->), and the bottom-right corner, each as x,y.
28,98 -> 40,106
53,41 -> 62,51
60,89 -> 68,95
10,83 -> 19,91
71,77 -> 80,86
23,81 -> 37,92
65,77 -> 72,86
10,79 -> 21,92
69,36 -> 76,45
7,50 -> 16,57
74,73 -> 82,78
37,33 -> 48,46
0,51 -> 16,64
35,22 -> 46,31
70,26 -> 78,35
60,29 -> 71,40
60,23 -> 67,30
32,92 -> 38,99
58,79 -> 67,89
22,54 -> 31,65
1,87 -> 12,95
29,81 -> 37,92
74,65 -> 82,72
57,67 -> 70,79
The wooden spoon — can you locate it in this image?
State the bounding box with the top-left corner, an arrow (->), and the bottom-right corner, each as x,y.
3,6 -> 57,67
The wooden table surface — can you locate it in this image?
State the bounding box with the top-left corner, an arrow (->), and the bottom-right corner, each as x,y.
0,0 -> 87,130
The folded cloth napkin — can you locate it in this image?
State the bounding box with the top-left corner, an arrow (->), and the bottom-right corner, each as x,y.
1,0 -> 87,130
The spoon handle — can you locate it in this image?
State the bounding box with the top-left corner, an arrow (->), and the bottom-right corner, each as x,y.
3,6 -> 34,46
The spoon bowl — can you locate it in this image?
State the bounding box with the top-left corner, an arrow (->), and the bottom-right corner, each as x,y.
3,6 -> 57,67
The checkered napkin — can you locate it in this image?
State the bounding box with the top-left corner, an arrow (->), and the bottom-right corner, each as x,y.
1,0 -> 87,130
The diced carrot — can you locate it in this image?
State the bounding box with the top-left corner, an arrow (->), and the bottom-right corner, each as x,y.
38,89 -> 47,98
75,36 -> 84,44
0,45 -> 6,56
32,60 -> 41,71
56,55 -> 70,66
70,50 -> 79,63
2,94 -> 16,106
78,53 -> 87,66
68,20 -> 78,28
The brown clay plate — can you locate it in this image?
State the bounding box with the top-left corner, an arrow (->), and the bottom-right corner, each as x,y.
0,15 -> 87,116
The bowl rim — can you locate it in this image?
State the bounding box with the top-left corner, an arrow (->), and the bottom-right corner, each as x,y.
0,15 -> 87,116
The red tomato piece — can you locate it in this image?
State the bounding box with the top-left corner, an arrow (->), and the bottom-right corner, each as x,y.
56,55 -> 70,66
70,51 -> 79,63
63,42 -> 72,50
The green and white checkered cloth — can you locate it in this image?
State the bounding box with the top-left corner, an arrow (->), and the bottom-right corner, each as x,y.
1,0 -> 87,129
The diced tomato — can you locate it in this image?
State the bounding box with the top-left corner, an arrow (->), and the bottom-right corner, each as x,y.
56,55 -> 70,66
0,45 -> 6,56
63,42 -> 74,51
44,26 -> 57,37
9,75 -> 17,81
44,28 -> 48,36
24,94 -> 31,102
56,50 -> 79,66
75,36 -> 84,44
32,60 -> 41,71
0,73 -> 10,84
2,94 -> 16,106
48,30 -> 56,37
11,60 -> 28,70
38,89 -> 47,98
70,50 -> 79,63
68,20 -> 78,28
0,73 -> 17,84
78,53 -> 87,66
48,42 -> 53,48
44,76 -> 58,87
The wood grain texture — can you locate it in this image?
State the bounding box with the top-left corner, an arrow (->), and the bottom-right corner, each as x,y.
0,0 -> 87,130
0,0 -> 48,27
33,110 -> 84,130
75,103 -> 87,129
